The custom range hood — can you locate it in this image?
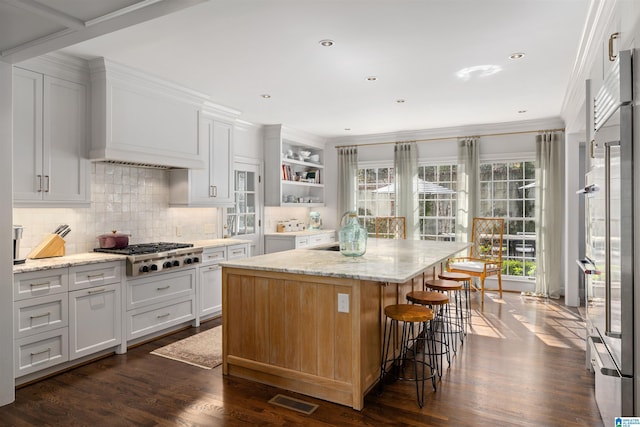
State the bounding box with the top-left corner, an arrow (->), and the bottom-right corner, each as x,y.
89,58 -> 240,169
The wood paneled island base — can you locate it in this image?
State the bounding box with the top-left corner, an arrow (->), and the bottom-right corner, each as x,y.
221,239 -> 469,410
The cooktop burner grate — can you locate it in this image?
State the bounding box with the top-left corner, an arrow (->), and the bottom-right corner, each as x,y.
93,242 -> 194,255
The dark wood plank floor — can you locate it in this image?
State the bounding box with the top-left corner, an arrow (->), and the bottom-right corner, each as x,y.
0,292 -> 603,426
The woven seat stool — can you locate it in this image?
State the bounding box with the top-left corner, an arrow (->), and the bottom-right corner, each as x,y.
438,271 -> 472,335
379,304 -> 437,407
406,290 -> 451,379
425,279 -> 464,353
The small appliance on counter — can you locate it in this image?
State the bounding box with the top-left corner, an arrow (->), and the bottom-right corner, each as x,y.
13,225 -> 25,264
309,211 -> 322,230
27,224 -> 70,259
276,219 -> 306,232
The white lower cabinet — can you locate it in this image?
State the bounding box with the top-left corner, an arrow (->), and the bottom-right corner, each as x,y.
15,328 -> 69,377
69,283 -> 121,360
265,231 -> 335,253
13,260 -> 124,380
199,262 -> 222,318
197,243 -> 249,321
125,268 -> 196,341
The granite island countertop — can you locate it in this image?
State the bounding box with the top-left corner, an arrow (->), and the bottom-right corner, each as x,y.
220,238 -> 469,283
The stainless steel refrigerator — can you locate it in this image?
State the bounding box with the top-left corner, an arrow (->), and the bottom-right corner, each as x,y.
579,49 -> 634,422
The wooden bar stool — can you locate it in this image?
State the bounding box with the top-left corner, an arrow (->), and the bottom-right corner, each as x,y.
425,279 -> 464,353
379,304 -> 437,407
406,290 -> 450,379
438,271 -> 472,334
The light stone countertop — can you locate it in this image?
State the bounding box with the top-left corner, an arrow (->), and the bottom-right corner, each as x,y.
221,238 -> 469,283
14,238 -> 252,274
189,238 -> 252,248
263,229 -> 335,237
13,252 -> 127,274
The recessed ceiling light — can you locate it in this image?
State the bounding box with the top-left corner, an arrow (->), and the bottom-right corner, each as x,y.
260,94 -> 271,99
319,39 -> 335,47
396,99 -> 406,104
366,76 -> 378,81
518,110 -> 527,113
509,52 -> 525,60
344,128 -> 351,131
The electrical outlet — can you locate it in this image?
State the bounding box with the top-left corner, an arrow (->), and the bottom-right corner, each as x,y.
338,293 -> 349,313
176,226 -> 182,237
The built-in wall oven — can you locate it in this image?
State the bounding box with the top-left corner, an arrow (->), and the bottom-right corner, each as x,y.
578,49 -> 635,422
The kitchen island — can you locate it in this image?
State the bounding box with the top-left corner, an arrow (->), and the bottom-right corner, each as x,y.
221,238 -> 469,410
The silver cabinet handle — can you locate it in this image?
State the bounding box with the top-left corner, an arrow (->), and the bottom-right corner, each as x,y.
44,175 -> 50,192
30,312 -> 51,320
30,281 -> 51,289
30,348 -> 51,357
37,175 -> 43,192
157,313 -> 170,318
87,288 -> 106,295
208,265 -> 222,271
231,249 -> 244,255
156,285 -> 170,291
608,32 -> 620,61
87,273 -> 104,280
210,185 -> 218,198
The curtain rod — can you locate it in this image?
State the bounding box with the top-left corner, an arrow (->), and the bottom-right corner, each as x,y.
334,127 -> 565,149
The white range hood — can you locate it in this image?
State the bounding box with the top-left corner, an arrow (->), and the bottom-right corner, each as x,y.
88,57 -> 240,169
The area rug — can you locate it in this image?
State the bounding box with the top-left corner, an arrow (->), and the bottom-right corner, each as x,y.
150,326 -> 222,369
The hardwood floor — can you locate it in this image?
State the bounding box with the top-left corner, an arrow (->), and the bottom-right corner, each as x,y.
0,292 -> 603,426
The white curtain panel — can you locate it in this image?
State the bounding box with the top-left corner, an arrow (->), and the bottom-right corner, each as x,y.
455,137 -> 479,242
394,142 -> 418,239
337,146 -> 358,225
534,131 -> 565,298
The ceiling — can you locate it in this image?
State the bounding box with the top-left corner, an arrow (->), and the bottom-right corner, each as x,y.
25,0 -> 591,138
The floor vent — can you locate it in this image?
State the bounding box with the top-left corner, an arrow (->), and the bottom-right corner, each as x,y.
268,394 -> 319,415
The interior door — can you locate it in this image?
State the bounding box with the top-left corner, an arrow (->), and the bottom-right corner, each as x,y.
226,160 -> 262,255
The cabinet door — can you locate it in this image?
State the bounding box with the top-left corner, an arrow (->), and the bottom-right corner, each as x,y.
199,263 -> 222,318
211,120 -> 234,205
69,283 -> 121,360
43,76 -> 88,203
13,68 -> 43,201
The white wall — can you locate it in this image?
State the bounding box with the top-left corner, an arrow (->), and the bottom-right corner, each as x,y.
0,60 -> 15,405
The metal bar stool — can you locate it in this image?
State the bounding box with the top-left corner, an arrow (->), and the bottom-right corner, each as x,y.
379,304 -> 437,407
438,271 -> 472,335
425,279 -> 464,353
406,290 -> 450,380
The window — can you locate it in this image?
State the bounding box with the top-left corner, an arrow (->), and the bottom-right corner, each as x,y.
479,161 -> 536,278
418,164 -> 457,241
357,166 -> 394,236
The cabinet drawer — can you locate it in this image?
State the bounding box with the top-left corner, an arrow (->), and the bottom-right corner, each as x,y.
70,261 -> 122,291
309,234 -> 331,246
15,293 -> 68,339
296,237 -> 310,248
127,269 -> 195,310
14,269 -> 68,301
202,247 -> 226,263
15,327 -> 69,378
227,244 -> 248,259
127,296 -> 195,340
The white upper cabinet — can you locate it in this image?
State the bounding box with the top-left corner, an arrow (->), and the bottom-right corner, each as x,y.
168,112 -> 235,207
13,64 -> 89,206
264,124 -> 326,207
